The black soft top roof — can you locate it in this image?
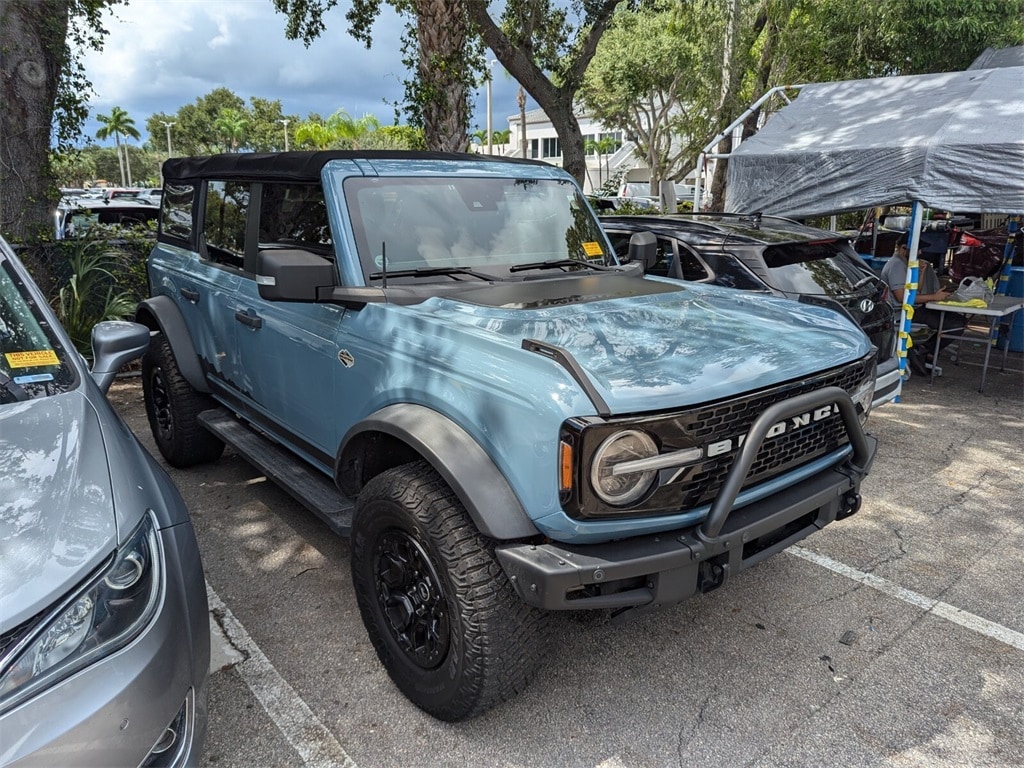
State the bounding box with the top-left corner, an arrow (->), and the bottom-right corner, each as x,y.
162,150 -> 544,183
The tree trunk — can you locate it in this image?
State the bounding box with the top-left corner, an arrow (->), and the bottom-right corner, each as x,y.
708,0 -> 744,212
415,0 -> 470,152
468,0 -> 619,185
517,86 -> 527,157
114,135 -> 126,186
0,0 -> 69,240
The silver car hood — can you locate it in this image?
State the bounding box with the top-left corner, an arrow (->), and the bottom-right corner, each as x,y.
0,391 -> 118,630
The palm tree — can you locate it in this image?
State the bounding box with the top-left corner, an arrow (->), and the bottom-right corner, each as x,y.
327,110 -> 380,149
95,107 -> 140,186
214,108 -> 248,152
294,120 -> 336,150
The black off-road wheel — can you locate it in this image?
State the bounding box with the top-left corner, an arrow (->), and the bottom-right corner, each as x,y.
351,460 -> 549,721
141,333 -> 224,468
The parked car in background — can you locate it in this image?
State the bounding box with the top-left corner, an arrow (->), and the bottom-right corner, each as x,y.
133,189 -> 163,205
602,213 -> 900,409
55,198 -> 160,239
0,235 -> 209,766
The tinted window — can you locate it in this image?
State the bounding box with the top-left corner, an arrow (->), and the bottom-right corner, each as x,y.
760,242 -> 872,296
203,181 -> 250,269
700,251 -> 764,290
160,182 -> 195,242
259,184 -> 333,254
673,241 -> 710,281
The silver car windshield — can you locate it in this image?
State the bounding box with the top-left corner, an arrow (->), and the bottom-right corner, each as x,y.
0,260 -> 76,402
345,176 -> 613,281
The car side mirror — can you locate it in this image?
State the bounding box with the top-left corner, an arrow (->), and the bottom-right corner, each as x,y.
627,231 -> 658,273
91,321 -> 150,394
256,249 -> 337,301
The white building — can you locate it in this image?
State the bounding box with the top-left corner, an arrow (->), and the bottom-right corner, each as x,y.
484,106 -> 704,198
475,107 -> 638,195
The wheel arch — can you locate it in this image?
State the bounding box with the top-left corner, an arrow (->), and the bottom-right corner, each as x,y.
135,295 -> 210,393
337,404 -> 539,541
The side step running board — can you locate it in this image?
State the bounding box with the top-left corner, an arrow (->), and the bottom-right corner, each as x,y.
198,408 -> 354,537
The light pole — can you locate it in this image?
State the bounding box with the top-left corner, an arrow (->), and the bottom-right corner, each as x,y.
159,121 -> 175,156
278,119 -> 291,151
486,59 -> 498,155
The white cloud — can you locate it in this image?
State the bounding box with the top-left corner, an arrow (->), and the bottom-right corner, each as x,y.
79,0 -> 530,147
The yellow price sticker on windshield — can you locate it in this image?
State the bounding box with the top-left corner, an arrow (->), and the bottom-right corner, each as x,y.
5,350 -> 60,369
582,241 -> 604,258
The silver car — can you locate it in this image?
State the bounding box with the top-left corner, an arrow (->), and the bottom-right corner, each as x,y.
0,235 -> 209,766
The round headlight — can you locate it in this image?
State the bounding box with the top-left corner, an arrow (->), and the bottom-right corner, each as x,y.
590,429 -> 658,506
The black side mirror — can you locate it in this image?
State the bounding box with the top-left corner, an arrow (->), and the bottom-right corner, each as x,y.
256,249 -> 337,301
627,231 -> 658,273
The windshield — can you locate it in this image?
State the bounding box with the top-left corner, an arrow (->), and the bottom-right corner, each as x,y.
1,259 -> 77,402
759,241 -> 873,296
345,177 -> 613,281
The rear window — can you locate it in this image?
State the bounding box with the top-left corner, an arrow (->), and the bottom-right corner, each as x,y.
760,241 -> 871,296
160,182 -> 195,242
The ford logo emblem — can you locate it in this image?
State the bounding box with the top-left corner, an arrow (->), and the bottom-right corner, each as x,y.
859,298 -> 875,314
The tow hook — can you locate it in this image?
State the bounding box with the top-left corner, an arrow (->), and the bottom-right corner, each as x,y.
838,491 -> 862,520
697,556 -> 728,593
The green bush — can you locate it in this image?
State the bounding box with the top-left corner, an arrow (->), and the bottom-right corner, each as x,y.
16,227 -> 151,358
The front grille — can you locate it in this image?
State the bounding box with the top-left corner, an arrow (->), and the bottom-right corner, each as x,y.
678,358 -> 869,507
567,355 -> 873,520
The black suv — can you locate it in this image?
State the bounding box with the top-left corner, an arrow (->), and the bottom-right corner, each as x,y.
601,213 -> 900,408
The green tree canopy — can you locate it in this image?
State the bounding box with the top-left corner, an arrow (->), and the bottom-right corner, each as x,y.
580,4 -> 701,198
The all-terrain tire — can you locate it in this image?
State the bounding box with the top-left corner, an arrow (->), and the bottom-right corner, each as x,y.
351,460 -> 549,721
141,332 -> 224,467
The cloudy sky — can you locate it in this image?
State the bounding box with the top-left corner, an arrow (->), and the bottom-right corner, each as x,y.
80,0 -> 526,148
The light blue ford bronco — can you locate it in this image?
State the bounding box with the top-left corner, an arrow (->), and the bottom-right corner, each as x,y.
136,151 -> 878,720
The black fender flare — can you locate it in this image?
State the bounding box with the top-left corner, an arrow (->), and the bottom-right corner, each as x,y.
338,404 -> 539,541
134,295 -> 210,393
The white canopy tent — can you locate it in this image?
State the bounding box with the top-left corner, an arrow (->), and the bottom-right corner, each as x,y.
724,66 -> 1024,218
719,62 -> 1024,401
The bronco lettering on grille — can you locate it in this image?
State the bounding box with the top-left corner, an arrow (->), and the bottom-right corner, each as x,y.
705,403 -> 839,458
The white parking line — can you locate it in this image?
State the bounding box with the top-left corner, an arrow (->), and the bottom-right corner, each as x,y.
206,584 -> 359,768
789,546 -> 1024,652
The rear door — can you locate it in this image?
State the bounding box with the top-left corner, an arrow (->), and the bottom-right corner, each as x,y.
150,180 -> 242,388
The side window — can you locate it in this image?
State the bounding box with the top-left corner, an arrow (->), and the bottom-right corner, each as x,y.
605,231 -> 632,261
160,182 -> 195,243
702,251 -> 764,290
674,242 -> 711,282
203,180 -> 250,270
646,237 -> 677,278
258,183 -> 333,255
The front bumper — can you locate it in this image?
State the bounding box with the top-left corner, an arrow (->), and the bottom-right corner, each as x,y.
0,522 -> 210,767
872,356 -> 902,409
497,387 -> 877,620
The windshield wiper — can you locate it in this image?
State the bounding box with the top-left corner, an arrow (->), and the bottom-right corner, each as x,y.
508,258 -> 613,273
369,266 -> 498,281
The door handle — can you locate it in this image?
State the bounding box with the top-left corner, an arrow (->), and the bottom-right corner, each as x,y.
180,287 -> 200,303
234,310 -> 263,330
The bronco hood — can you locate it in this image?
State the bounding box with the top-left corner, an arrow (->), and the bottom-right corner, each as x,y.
428,273 -> 872,414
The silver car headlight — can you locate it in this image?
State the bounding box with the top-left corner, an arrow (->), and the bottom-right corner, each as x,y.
851,375 -> 875,423
590,429 -> 659,506
0,513 -> 162,712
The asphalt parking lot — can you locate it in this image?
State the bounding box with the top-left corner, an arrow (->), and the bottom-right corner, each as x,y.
109,339 -> 1023,768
